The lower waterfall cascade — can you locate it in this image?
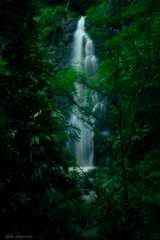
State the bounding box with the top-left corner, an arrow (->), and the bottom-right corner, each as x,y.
67,16 -> 108,167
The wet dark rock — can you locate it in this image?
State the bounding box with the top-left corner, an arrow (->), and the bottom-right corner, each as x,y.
47,19 -> 77,72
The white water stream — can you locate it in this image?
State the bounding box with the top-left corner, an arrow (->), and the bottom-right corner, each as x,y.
67,17 -> 99,166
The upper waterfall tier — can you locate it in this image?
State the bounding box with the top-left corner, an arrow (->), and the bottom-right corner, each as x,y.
73,16 -> 98,74
78,16 -> 85,30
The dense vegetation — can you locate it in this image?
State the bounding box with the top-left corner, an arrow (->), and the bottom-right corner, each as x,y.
0,0 -> 81,239
0,0 -> 160,239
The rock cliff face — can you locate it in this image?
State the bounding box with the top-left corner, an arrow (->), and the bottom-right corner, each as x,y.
51,19 -> 77,72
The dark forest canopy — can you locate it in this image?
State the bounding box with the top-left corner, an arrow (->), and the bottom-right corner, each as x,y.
0,0 -> 160,239
42,0 -> 101,15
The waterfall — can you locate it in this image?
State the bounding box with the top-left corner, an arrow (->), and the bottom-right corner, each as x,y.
72,16 -> 98,74
67,16 -> 98,167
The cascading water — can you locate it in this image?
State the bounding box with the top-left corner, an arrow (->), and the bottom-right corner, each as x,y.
67,17 -> 110,167
67,16 -> 98,167
73,16 -> 98,75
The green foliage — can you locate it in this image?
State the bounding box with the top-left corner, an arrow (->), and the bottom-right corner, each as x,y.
0,0 -> 83,239
87,157 -> 160,240
34,5 -> 68,47
53,0 -> 160,239
78,0 -> 160,238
